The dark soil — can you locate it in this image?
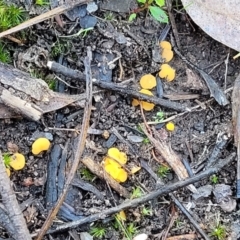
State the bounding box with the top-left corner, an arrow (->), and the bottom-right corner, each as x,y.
0,1 -> 240,240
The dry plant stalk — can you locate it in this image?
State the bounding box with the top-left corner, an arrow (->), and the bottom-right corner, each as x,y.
141,124 -> 198,193
82,157 -> 130,198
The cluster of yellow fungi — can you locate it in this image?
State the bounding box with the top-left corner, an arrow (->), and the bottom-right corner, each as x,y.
103,147 -> 128,183
132,41 -> 176,111
5,137 -> 51,177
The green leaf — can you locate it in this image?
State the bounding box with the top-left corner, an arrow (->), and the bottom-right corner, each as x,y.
128,13 -> 137,22
155,0 -> 165,7
137,0 -> 146,3
149,6 -> 168,23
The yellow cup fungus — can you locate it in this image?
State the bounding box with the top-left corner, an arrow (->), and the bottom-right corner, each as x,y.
9,153 -> 25,170
139,74 -> 156,90
132,89 -> 155,111
160,41 -> 174,63
116,210 -> 127,221
32,138 -> 51,155
103,148 -> 128,183
159,64 -> 176,81
166,121 -> 175,131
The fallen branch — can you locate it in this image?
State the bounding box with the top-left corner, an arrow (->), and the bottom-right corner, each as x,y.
30,152 -> 235,236
35,47 -> 93,240
47,61 -> 190,112
0,152 -> 31,240
0,0 -> 91,39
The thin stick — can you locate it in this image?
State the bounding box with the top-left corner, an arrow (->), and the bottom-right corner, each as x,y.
30,152 -> 235,236
35,47 -> 93,240
0,0 -> 91,38
0,152 -> 32,240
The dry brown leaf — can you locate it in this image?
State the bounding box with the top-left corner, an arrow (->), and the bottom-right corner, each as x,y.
181,0 -> 240,51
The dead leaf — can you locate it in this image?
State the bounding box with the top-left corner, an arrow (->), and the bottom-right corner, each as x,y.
181,0 -> 240,51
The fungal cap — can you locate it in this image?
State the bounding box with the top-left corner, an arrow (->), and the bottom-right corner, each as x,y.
108,147 -> 127,164
9,153 -> 25,170
139,74 -> 156,89
160,41 -> 172,50
139,89 -> 155,111
32,138 -> 51,155
161,48 -> 174,62
166,121 -> 175,131
159,64 -> 176,81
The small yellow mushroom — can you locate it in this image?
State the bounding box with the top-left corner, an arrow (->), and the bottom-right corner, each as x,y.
132,98 -> 139,107
159,64 -> 176,81
160,41 -> 174,63
9,153 -> 25,170
160,41 -> 172,50
139,74 -> 156,90
32,138 -> 51,155
139,89 -> 155,111
116,210 -> 127,221
161,49 -> 174,62
166,121 -> 175,131
107,147 -> 127,164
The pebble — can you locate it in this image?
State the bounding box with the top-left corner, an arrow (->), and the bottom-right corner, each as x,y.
80,15 -> 97,29
87,2 -> 98,13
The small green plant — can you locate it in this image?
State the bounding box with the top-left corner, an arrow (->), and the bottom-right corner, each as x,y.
157,164 -> 170,178
35,0 -> 49,6
210,224 -> 226,240
90,225 -> 106,239
104,11 -> 115,21
142,137 -> 150,144
79,167 -> 95,181
51,41 -> 71,57
114,216 -> 132,240
0,42 -> 10,63
175,218 -> 183,228
0,1 -> 26,31
153,111 -> 165,123
3,153 -> 11,167
131,187 -> 143,199
129,0 -> 168,23
126,223 -> 138,238
142,206 -> 152,216
210,174 -> 219,184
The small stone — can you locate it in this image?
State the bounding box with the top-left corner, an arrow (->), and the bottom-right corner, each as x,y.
127,135 -> 144,143
192,185 -> 213,200
80,232 -> 93,240
80,15 -> 97,29
115,33 -> 127,44
87,2 -> 98,13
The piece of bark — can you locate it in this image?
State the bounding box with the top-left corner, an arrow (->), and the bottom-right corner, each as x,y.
141,125 -> 198,193
0,152 -> 31,240
0,62 -> 88,121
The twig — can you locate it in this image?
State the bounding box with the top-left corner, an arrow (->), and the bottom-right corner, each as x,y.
170,194 -> 210,240
47,61 -> 189,112
30,152 -> 235,236
166,0 -> 181,49
224,53 -> 230,90
166,234 -> 197,240
0,0 -> 91,38
0,152 -> 31,240
35,47 -> 93,240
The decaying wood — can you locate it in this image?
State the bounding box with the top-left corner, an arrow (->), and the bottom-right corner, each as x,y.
0,0 -> 91,39
82,157 -> 130,198
166,234 -> 197,240
30,152 -> 235,236
232,73 -> 240,198
141,125 -> 198,193
0,152 -> 31,240
35,47 -> 93,240
0,62 -> 88,120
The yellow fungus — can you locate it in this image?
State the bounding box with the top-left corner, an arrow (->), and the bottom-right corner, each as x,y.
32,138 -> 51,155
132,98 -> 139,107
159,64 -> 176,81
166,121 -> 175,131
161,49 -> 173,62
139,74 -> 156,90
139,89 -> 155,111
9,153 -> 25,170
160,41 -> 172,50
160,41 -> 174,63
103,148 -> 128,182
